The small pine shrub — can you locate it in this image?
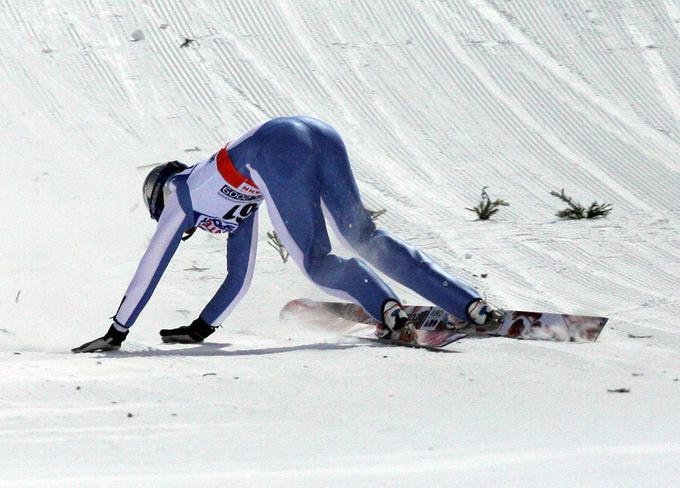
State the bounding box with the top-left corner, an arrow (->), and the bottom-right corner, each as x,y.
550,189 -> 612,219
466,186 -> 509,220
267,231 -> 289,263
367,208 -> 387,221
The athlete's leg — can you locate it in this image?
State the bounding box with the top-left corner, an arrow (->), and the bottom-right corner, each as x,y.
300,116 -> 481,320
238,117 -> 398,320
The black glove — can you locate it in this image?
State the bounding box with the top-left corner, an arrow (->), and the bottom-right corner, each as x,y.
72,324 -> 129,353
160,317 -> 216,344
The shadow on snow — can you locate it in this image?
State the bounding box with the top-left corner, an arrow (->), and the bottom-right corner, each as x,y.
105,341 -> 367,358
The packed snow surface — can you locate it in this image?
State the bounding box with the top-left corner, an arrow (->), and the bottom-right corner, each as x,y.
1,1 -> 679,486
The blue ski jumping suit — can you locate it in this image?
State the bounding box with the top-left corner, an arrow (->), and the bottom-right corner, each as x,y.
114,116 -> 480,329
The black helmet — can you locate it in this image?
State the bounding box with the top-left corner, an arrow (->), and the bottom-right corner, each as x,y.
143,161 -> 188,220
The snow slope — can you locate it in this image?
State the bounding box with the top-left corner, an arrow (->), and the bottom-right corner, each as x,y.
1,0 -> 679,486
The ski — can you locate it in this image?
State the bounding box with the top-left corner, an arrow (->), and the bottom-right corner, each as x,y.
348,322 -> 465,351
280,298 -> 608,344
280,299 -> 467,350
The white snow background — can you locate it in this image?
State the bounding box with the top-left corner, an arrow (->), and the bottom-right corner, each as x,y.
1,1 -> 679,486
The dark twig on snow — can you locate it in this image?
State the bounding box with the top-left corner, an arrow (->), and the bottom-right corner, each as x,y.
466,186 -> 509,220
180,37 -> 195,48
550,189 -> 612,219
136,163 -> 160,170
183,265 -> 209,272
267,231 -> 289,263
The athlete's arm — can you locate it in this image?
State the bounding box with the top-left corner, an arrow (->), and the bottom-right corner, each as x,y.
113,183 -> 194,329
198,211 -> 259,326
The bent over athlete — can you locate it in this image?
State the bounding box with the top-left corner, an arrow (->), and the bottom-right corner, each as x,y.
73,116 -> 500,353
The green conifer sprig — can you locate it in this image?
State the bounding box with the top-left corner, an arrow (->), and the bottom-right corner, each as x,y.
267,208 -> 385,265
550,189 -> 612,219
367,208 -> 387,221
267,231 -> 289,263
466,186 -> 509,220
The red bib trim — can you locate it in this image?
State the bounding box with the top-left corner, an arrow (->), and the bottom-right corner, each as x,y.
216,147 -> 258,189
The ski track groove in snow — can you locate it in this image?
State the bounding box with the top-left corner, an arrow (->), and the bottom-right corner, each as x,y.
597,2 -> 679,131
425,1 -> 629,212
150,0 -> 195,41
460,1 -> 674,209
666,0 -> 680,39
212,38 -> 292,120
524,78 -> 675,209
64,18 -> 129,103
623,12 -> 680,123
584,3 -> 679,142
397,0 -> 518,201
472,0 -> 680,157
287,0 -> 441,221
351,12 -> 465,206
373,0 -> 545,228
241,0 -> 330,103
470,0 -> 674,207
600,3 -> 674,137
143,1 -> 225,141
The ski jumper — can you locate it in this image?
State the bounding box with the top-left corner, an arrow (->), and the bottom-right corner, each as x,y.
114,116 -> 480,330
